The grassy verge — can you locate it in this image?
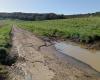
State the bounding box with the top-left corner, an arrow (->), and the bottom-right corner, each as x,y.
0,23 -> 11,79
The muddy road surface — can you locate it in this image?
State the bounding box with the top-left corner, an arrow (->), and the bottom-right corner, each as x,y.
8,26 -> 100,80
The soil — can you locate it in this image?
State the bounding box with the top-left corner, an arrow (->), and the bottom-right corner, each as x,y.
8,26 -> 100,80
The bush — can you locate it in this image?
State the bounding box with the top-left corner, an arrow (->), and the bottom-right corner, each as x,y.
0,48 -> 17,66
0,48 -> 8,65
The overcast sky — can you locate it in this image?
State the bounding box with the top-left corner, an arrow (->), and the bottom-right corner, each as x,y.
0,0 -> 100,14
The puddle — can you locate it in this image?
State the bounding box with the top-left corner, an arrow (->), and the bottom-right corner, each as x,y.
54,42 -> 100,72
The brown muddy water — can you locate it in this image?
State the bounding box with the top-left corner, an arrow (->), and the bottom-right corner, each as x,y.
54,42 -> 100,72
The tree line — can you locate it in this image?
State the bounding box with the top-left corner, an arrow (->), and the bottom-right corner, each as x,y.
65,12 -> 100,19
0,12 -> 65,21
0,12 -> 100,21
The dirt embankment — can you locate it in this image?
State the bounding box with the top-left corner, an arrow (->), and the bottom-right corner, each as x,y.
8,26 -> 100,80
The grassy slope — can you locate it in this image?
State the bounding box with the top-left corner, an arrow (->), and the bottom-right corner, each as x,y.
16,17 -> 100,43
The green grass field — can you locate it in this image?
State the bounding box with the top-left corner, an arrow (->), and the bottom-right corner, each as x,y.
0,17 -> 100,49
0,17 -> 100,45
15,17 -> 100,43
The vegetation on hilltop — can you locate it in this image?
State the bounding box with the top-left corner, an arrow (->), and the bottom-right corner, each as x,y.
0,12 -> 100,21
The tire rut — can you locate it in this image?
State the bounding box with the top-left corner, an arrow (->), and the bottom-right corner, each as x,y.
9,26 -> 55,80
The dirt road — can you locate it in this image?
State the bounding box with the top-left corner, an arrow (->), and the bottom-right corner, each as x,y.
8,26 -> 100,80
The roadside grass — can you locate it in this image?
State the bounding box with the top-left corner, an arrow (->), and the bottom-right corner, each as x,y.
15,17 -> 100,43
0,26 -> 11,48
0,22 -> 11,79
